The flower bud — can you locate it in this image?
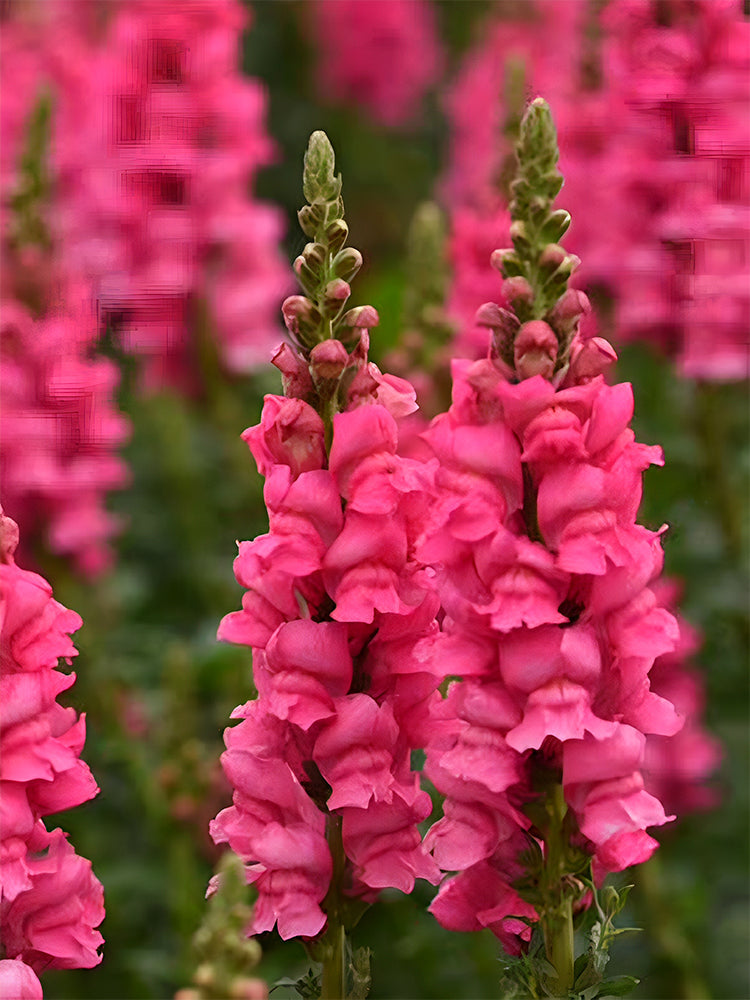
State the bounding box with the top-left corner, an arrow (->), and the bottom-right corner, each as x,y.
514,320 -> 558,380
549,287 -> 590,325
293,256 -> 318,295
194,963 -> 216,988
476,302 -> 520,338
490,248 -> 515,273
340,304 -> 379,330
325,219 -> 349,255
229,978 -> 268,1000
539,243 -> 567,270
541,208 -> 571,243
510,220 -> 530,247
297,203 -> 323,238
566,336 -> 617,384
321,279 -> 351,317
501,276 -> 534,306
309,339 -> 349,382
281,296 -> 321,343
272,343 -> 313,399
302,242 -> 327,272
332,247 -> 363,282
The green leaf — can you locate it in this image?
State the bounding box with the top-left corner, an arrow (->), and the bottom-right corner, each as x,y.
595,974 -> 640,997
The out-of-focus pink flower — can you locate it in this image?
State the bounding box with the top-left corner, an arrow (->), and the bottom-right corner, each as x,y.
8,0 -> 291,391
308,0 -> 443,128
0,293 -> 130,576
0,959 -> 43,1000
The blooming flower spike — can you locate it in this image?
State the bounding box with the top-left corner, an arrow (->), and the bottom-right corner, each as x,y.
211,132 -> 442,1000
419,98 -> 696,998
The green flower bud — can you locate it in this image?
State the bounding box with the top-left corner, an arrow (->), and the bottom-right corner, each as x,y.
331,247 -> 363,282
325,218 -> 349,255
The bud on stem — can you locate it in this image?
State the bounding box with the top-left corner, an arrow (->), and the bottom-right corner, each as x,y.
491,97 -> 589,379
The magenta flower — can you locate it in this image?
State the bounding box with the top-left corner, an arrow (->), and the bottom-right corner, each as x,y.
308,0 -> 443,128
0,294 -> 129,576
414,102 -> 714,973
0,510 -> 104,985
210,134 -> 442,950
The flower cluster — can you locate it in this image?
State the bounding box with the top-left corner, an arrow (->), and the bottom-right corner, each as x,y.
307,0 -> 443,128
418,100 -> 698,960
0,290 -> 130,577
441,0 -> 749,379
0,510 -> 104,995
211,134 -> 441,944
47,0 -> 289,389
0,19 -> 130,575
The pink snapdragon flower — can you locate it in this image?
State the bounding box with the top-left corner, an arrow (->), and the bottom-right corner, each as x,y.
308,0 -> 443,128
419,298 -> 689,946
0,509 -> 104,985
212,351 -> 442,940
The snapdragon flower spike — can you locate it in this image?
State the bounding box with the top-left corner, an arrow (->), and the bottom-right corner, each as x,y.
420,100 -> 691,979
211,133 -> 441,953
0,509 -> 104,985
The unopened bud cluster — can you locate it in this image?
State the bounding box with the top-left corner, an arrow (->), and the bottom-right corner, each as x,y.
479,97 -> 593,382
279,132 -> 384,426
175,853 -> 266,1000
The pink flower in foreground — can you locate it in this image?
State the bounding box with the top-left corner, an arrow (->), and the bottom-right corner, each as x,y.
212,131 -> 445,940
212,385 -> 442,939
0,509 -> 104,981
415,87 -> 717,945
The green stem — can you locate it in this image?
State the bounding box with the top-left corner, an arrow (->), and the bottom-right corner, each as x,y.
320,814 -> 347,1000
541,785 -> 575,997
694,381 -> 744,559
321,920 -> 346,1000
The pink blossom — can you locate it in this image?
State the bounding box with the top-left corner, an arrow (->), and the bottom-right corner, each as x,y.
0,295 -> 129,576
341,794 -> 440,894
418,301 -> 689,941
428,858 -> 537,955
0,827 -> 104,971
243,397 -> 326,479
245,824 -> 332,940
0,511 -> 104,972
11,0 -> 291,390
308,0 -> 443,128
0,960 -> 43,1000
214,337 -> 442,939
